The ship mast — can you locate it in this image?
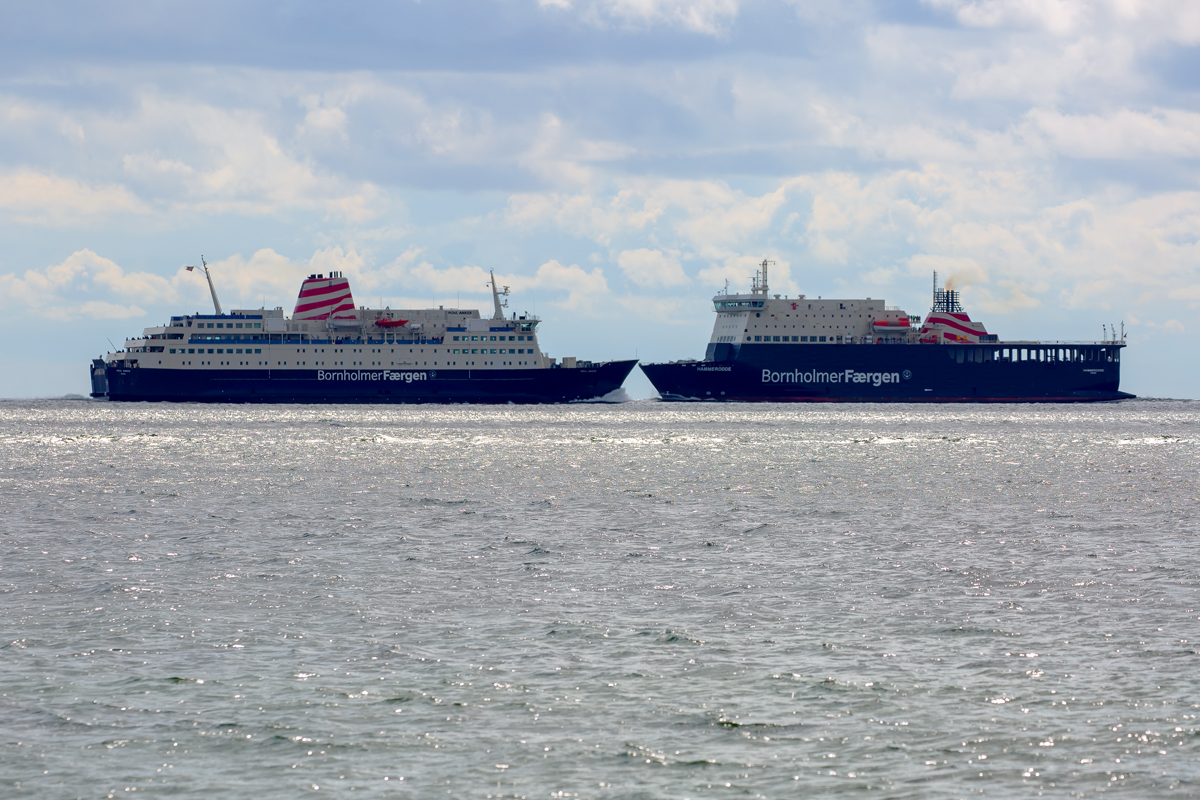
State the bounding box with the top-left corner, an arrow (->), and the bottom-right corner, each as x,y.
753,259 -> 774,296
201,256 -> 223,315
489,270 -> 510,320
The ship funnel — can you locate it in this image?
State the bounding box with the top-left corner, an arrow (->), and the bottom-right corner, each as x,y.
294,273 -> 355,320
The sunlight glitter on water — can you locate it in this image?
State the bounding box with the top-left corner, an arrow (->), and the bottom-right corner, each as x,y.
1,398 -> 1198,797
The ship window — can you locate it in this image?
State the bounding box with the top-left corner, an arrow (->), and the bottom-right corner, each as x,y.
188,348 -> 194,353
819,336 -> 826,342
235,323 -> 243,328
207,349 -> 214,354
801,336 -> 808,342
255,349 -> 261,354
254,323 -> 261,328
754,336 -> 762,341
509,336 -> 515,341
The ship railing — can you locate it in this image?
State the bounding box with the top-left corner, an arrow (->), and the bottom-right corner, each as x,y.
846,337 -> 1123,346
985,340 -> 1126,346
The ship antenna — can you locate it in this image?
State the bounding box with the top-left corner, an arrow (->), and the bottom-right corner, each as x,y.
200,255 -> 223,315
757,258 -> 775,295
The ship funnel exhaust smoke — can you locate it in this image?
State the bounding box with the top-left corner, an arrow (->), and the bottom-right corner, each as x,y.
944,265 -> 987,292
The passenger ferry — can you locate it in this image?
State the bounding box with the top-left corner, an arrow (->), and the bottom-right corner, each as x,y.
91,260 -> 637,403
640,261 -> 1132,402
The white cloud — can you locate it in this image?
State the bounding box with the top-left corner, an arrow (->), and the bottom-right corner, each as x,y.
517,113 -> 635,187
539,0 -> 740,34
0,87 -> 383,226
1023,107 -> 1200,159
506,178 -> 799,254
78,301 -> 147,319
924,0 -> 1200,42
0,170 -> 148,226
399,258 -> 612,315
0,249 -> 176,320
616,248 -> 689,287
925,0 -> 1089,34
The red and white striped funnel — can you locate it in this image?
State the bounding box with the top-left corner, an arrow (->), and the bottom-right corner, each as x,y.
294,272 -> 355,320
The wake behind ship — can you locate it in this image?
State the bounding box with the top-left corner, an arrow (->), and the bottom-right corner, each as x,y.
91,260 -> 636,403
641,261 -> 1133,403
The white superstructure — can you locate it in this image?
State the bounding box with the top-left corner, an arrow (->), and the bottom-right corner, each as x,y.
707,260 -> 921,350
103,268 -> 577,373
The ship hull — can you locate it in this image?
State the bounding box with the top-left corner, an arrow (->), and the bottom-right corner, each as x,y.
100,360 -> 638,404
641,344 -> 1132,402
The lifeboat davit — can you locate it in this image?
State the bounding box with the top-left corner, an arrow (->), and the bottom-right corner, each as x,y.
375,317 -> 408,328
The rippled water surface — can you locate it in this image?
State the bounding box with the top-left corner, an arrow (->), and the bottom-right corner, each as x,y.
2,399 -> 1199,798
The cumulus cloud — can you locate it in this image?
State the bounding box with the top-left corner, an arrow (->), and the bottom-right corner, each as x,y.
616,248 -> 689,287
1023,107 -> 1200,159
0,170 -> 148,226
507,178 -> 799,256
396,257 -> 612,315
0,249 -> 176,320
539,0 -> 740,34
6,2 -> 1200,396
518,114 -> 635,187
0,87 -> 383,226
924,0 -> 1200,42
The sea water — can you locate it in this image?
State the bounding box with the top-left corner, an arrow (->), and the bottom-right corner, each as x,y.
2,399 -> 1198,798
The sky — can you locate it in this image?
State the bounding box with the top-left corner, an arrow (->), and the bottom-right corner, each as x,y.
1,0 -> 1198,399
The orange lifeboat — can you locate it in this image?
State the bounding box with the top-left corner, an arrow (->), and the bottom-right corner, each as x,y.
375,316 -> 408,328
